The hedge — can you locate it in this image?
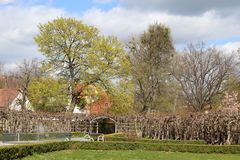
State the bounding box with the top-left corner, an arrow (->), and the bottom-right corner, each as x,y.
104,133 -> 205,144
104,137 -> 206,145
70,132 -> 85,138
0,141 -> 72,160
136,139 -> 206,145
1,141 -> 240,160
73,141 -> 240,154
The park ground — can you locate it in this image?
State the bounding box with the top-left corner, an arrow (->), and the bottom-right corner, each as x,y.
22,150 -> 240,160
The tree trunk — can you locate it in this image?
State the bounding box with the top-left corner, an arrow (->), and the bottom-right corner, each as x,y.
69,93 -> 77,112
19,89 -> 27,111
67,63 -> 77,113
141,104 -> 151,115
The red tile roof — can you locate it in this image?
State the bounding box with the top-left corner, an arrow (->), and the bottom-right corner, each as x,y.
0,89 -> 19,108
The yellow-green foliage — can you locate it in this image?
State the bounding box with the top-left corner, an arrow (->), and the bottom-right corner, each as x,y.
34,17 -> 131,112
28,78 -> 68,112
109,79 -> 134,115
34,17 -> 131,88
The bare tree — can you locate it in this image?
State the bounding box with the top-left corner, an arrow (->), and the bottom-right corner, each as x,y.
173,43 -> 234,112
0,62 -> 3,75
0,62 -> 22,89
0,62 -> 4,88
15,59 -> 40,110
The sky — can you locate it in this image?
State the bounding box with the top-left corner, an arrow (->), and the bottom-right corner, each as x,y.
0,0 -> 240,70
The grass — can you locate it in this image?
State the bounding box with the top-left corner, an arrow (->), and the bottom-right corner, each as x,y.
21,150 -> 240,160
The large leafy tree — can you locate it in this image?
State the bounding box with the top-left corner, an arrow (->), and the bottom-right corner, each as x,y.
28,78 -> 68,112
129,23 -> 175,114
35,17 -> 130,112
109,79 -> 134,115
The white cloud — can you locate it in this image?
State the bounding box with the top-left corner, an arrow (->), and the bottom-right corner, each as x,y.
1,1 -> 240,70
219,42 -> 240,53
120,0 -> 240,16
0,0 -> 15,4
81,8 -> 240,45
3,63 -> 18,72
93,0 -> 113,4
0,5 -> 65,65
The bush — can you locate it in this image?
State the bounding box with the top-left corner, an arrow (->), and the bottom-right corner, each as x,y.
137,139 -> 206,145
70,132 -> 85,138
75,141 -> 240,154
0,141 -> 73,160
71,141 -> 240,154
1,141 -> 240,160
104,133 -> 205,144
105,133 -> 125,137
104,133 -> 128,141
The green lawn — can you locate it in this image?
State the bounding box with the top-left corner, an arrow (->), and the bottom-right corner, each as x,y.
22,150 -> 240,160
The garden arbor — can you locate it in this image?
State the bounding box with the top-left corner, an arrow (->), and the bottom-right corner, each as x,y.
90,116 -> 117,134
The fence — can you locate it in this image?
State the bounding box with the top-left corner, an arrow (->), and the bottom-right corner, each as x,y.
2,132 -> 71,143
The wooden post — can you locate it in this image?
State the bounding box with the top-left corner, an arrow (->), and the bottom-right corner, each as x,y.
90,122 -> 92,134
115,123 -> 118,133
17,133 -> 20,142
96,122 -> 99,134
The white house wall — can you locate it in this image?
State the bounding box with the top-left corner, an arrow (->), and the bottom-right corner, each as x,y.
9,93 -> 33,111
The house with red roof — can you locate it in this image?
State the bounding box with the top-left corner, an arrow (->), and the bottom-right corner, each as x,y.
0,89 -> 32,111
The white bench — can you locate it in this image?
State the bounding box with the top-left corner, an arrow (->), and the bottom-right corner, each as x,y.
83,134 -> 94,141
71,133 -> 104,142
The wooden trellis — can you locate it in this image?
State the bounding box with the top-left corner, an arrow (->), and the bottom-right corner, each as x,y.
1,110 -> 240,144
0,111 -> 137,135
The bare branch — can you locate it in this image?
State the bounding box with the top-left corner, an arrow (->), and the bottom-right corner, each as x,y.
173,42 -> 234,111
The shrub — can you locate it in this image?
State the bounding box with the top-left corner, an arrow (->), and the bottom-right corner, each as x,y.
0,141 -> 74,160
70,132 -> 85,138
72,142 -> 240,154
1,141 -> 240,160
137,139 -> 206,145
104,133 -> 128,141
104,133 -> 205,144
105,133 -> 125,137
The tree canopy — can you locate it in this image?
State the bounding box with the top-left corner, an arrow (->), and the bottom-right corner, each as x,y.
28,77 -> 68,112
35,17 -> 131,112
129,23 -> 175,114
